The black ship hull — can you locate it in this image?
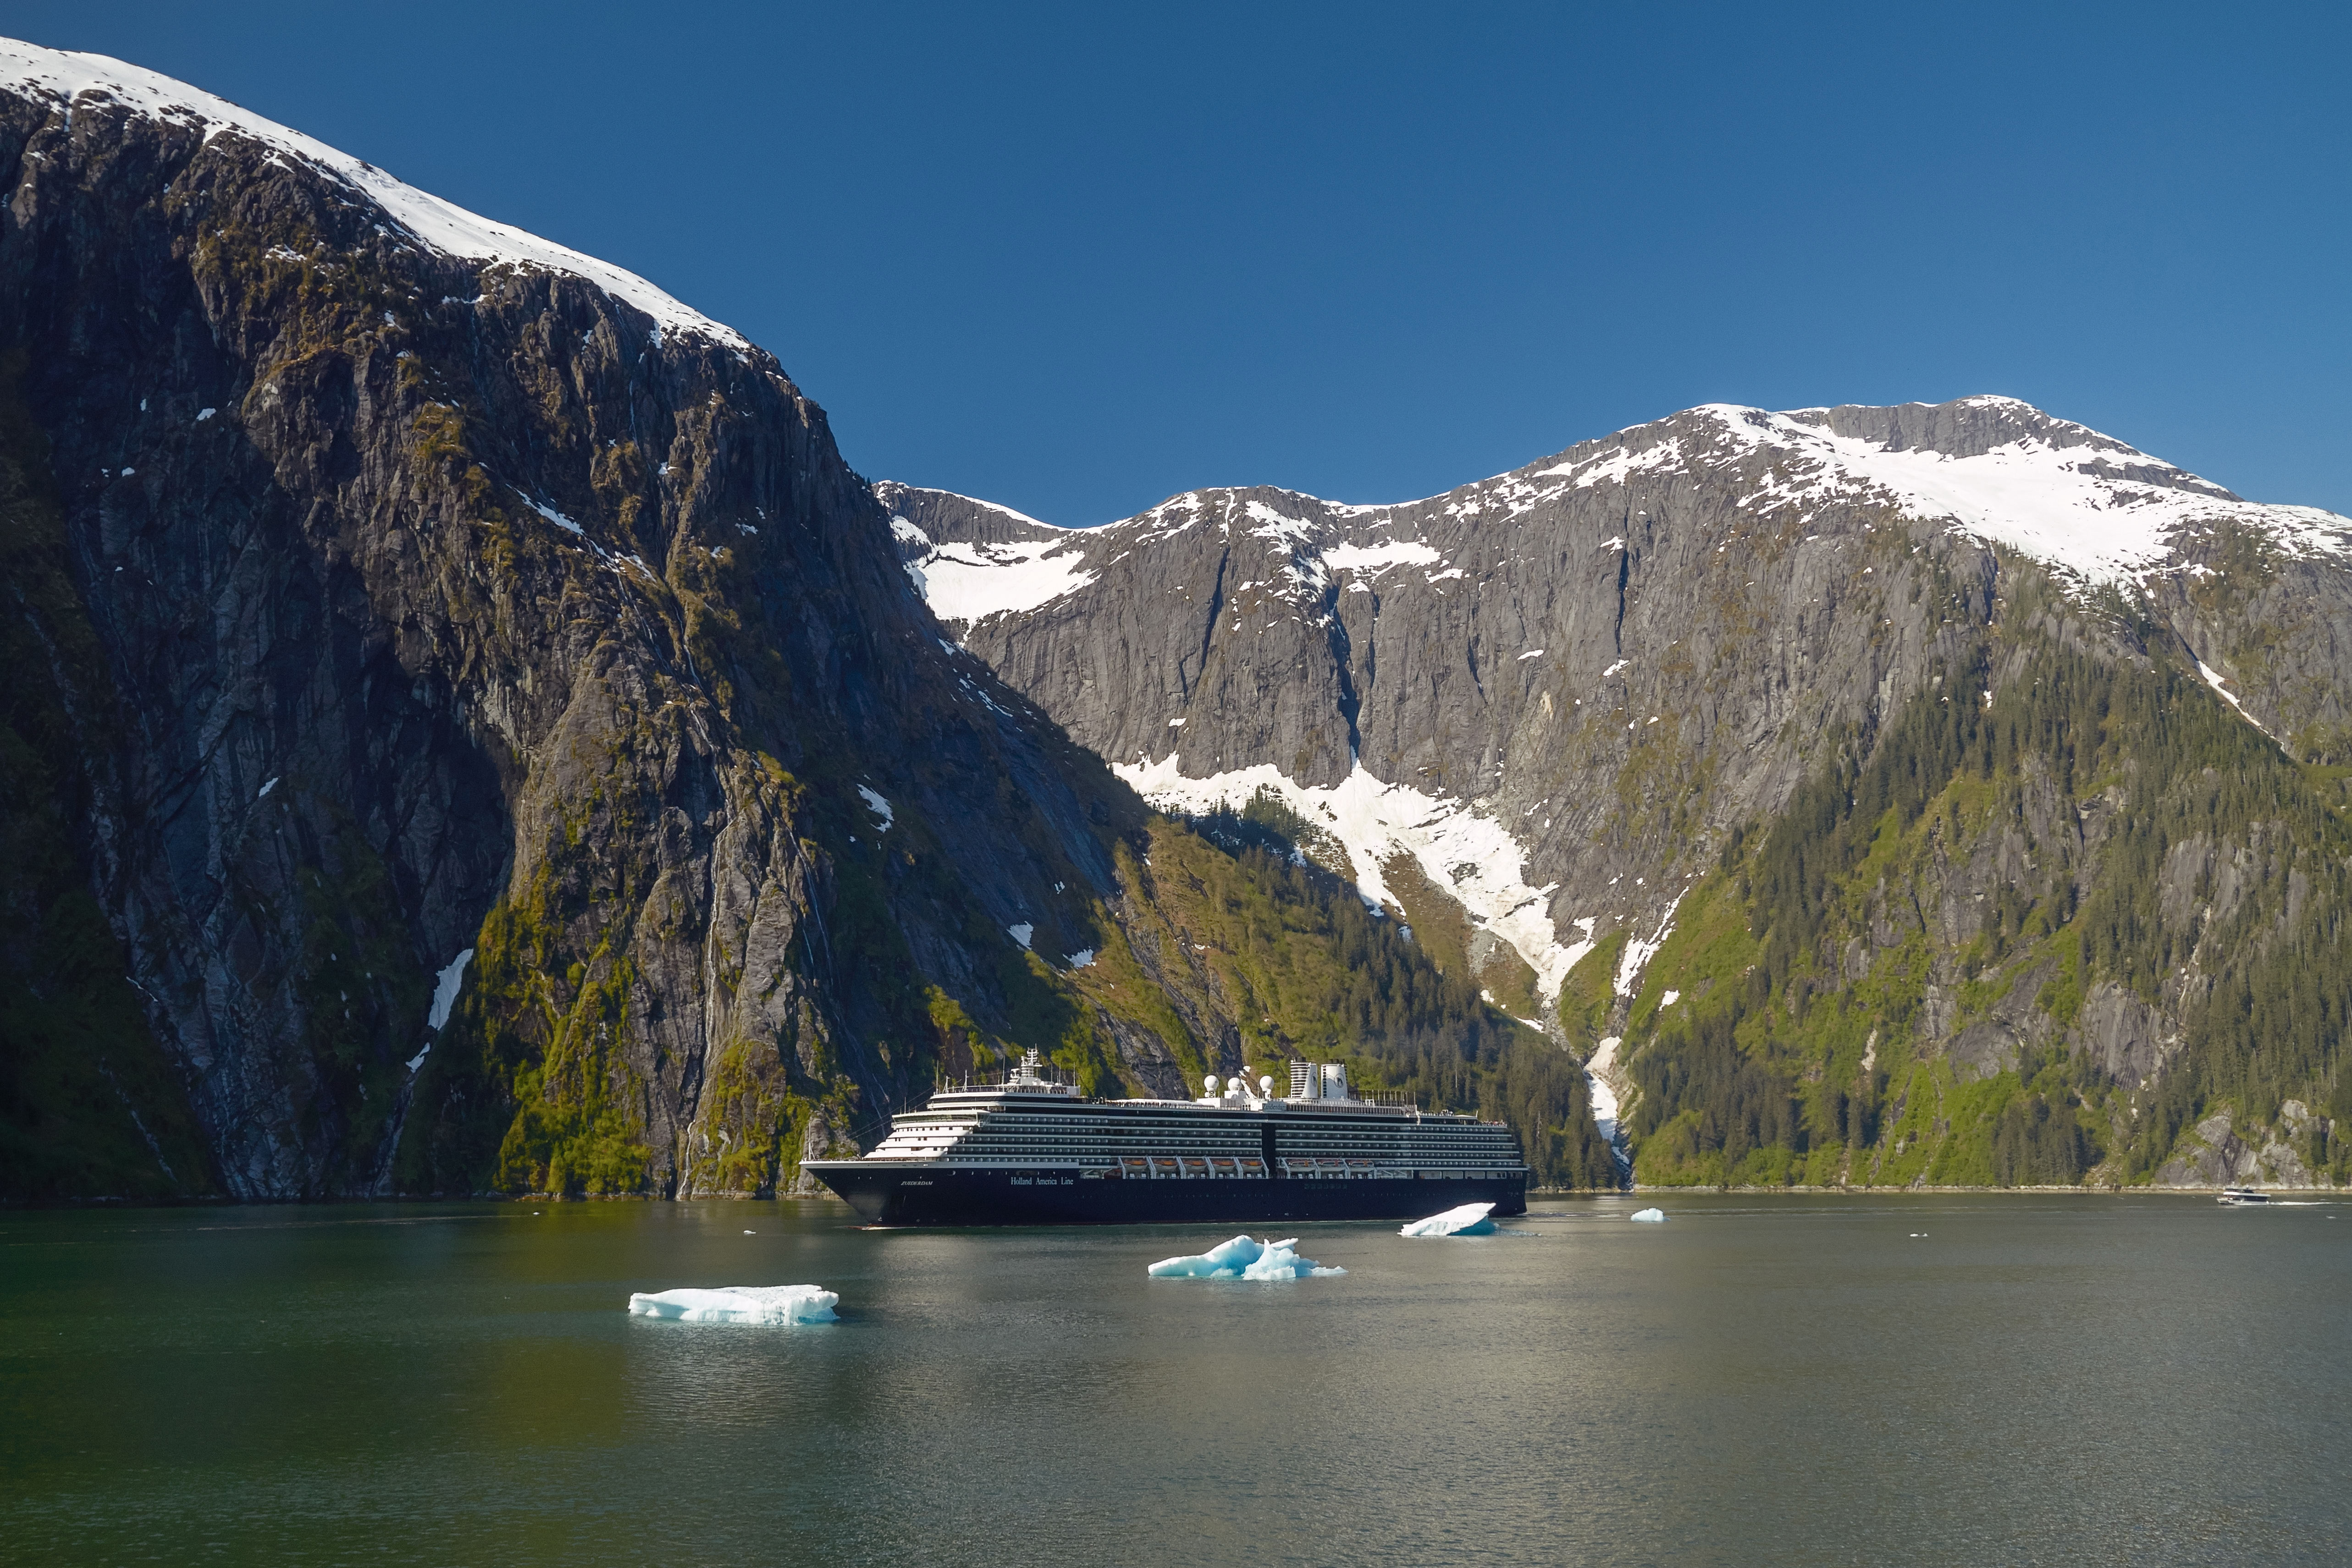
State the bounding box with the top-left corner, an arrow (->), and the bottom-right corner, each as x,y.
804,1163 -> 1528,1226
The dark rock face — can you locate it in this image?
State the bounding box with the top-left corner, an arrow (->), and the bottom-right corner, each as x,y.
894,399 -> 2352,1185
0,62 -> 1142,1198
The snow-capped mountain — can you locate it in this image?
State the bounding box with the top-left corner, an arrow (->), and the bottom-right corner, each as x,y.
6,34 -> 2343,1198
7,42 -> 1602,1201
886,402 -> 2352,1185
890,400 -> 2352,1000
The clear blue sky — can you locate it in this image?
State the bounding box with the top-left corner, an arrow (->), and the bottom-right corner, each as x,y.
15,2 -> 2351,524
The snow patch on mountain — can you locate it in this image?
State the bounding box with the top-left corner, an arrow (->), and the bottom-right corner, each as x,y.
0,42 -> 749,349
1324,540 -> 1441,575
1687,403 -> 2352,588
2196,657 -> 2274,742
1585,1037 -> 1623,1131
1115,755 -> 1595,1001
1614,896 -> 1683,999
918,537 -> 1098,629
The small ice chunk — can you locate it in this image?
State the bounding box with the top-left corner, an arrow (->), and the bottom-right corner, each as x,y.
1399,1202 -> 1497,1237
196,407 -> 217,421
404,1043 -> 430,1072
1065,949 -> 1097,969
257,777 -> 278,799
1008,922 -> 1033,949
1147,1234 -> 1344,1280
626,1285 -> 838,1324
1629,1208 -> 1667,1223
856,785 -> 894,831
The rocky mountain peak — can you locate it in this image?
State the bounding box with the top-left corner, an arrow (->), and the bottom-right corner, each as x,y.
889,396 -> 2352,1187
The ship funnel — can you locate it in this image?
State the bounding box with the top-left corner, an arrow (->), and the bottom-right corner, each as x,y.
1289,1059 -> 1315,1099
1320,1063 -> 1349,1101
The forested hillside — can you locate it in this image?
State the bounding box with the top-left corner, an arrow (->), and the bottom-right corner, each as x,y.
1607,565 -> 2351,1187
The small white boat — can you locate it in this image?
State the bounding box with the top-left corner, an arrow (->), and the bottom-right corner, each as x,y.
2219,1186 -> 2269,1205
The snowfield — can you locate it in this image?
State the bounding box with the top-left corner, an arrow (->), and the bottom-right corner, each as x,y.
1115,754 -> 1599,1004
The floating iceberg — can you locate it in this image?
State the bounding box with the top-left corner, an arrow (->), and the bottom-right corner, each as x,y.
1400,1201 -> 1497,1237
626,1285 -> 839,1324
1147,1234 -> 1344,1280
1629,1208 -> 1667,1223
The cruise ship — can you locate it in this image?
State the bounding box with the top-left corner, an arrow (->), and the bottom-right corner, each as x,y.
804,1051 -> 1529,1225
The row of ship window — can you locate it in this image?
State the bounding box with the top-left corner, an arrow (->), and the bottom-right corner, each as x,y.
930,1144 -> 1516,1163
1078,1157 -> 1507,1180
910,1124 -> 1515,1146
908,1133 -> 1516,1150
896,1155 -> 1517,1176
884,1123 -> 1505,1147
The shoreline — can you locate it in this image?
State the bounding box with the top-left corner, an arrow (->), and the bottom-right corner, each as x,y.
11,1182 -> 2342,1211
1538,1184 -> 2342,1198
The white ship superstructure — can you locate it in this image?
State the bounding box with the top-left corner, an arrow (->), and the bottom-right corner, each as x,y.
807,1051 -> 1527,1225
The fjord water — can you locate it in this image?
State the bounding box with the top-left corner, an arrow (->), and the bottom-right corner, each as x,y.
5,1196 -> 2346,1566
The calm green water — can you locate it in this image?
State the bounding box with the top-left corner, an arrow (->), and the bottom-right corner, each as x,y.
4,1193 -> 2346,1566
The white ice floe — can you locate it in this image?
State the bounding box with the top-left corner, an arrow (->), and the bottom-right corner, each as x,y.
1147,1235 -> 1344,1280
1064,948 -> 1097,969
1629,1208 -> 1666,1223
856,785 -> 894,831
256,777 -> 278,799
1399,1202 -> 1497,1237
0,43 -> 747,349
1007,922 -> 1034,950
626,1285 -> 839,1324
1115,754 -> 1594,1001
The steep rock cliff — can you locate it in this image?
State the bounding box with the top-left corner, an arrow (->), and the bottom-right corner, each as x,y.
0,44 -> 1594,1199
890,402 -> 2352,1185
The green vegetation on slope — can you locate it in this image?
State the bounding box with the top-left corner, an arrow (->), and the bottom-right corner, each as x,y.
1170,806 -> 1616,1189
1618,607 -> 2352,1189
